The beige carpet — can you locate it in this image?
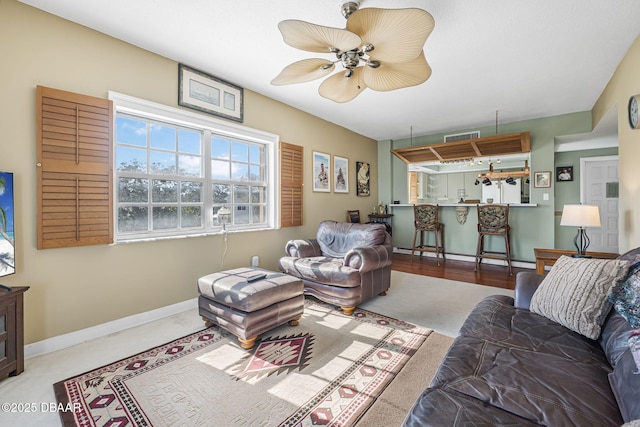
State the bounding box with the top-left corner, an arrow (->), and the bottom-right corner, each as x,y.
356,331 -> 454,426
54,300 -> 452,426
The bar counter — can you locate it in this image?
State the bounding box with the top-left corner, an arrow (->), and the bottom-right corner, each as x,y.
387,203 -> 539,262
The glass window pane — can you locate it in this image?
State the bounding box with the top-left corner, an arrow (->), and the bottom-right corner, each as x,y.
211,137 -> 230,159
150,150 -> 176,175
118,206 -> 148,232
252,205 -> 266,224
116,146 -> 147,172
235,205 -> 250,224
232,163 -> 249,181
153,206 -> 178,229
181,181 -> 202,203
234,185 -> 250,203
212,159 -> 230,180
249,164 -> 261,182
249,144 -> 261,164
116,117 -> 147,147
152,180 -> 178,202
178,154 -> 201,177
213,184 -> 230,204
232,141 -> 248,162
150,124 -> 176,150
250,186 -> 265,204
181,206 -> 202,228
118,178 -> 148,203
179,129 -> 201,154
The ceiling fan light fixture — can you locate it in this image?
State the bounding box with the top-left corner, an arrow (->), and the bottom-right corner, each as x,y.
271,58 -> 335,85
273,3 -> 434,102
346,7 -> 434,63
364,51 -> 431,91
319,66 -> 366,103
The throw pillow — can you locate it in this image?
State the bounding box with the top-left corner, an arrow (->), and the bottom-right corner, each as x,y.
631,329 -> 640,375
530,256 -> 630,339
610,257 -> 640,328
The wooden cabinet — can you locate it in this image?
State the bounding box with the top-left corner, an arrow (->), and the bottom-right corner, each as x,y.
0,286 -> 29,379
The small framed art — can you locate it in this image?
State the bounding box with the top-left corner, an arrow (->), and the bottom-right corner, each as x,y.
556,166 -> 573,182
534,171 -> 551,188
178,64 -> 244,122
333,156 -> 349,193
356,161 -> 370,196
313,151 -> 331,192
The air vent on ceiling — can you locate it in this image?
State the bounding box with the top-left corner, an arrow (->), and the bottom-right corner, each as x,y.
444,131 -> 480,143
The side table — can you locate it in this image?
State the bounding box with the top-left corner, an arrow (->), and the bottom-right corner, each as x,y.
0,286 -> 29,379
533,248 -> 619,275
368,213 -> 394,236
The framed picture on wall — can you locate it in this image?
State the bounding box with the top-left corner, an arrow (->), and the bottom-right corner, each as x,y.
534,171 -> 551,188
333,156 -> 348,193
556,166 -> 573,182
178,64 -> 244,122
313,151 -> 330,192
356,161 -> 370,196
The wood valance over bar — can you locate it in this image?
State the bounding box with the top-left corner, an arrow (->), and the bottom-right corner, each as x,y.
390,132 -> 531,164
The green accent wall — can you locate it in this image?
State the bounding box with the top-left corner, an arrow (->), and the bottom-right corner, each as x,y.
553,147 -> 618,250
378,112 -> 595,262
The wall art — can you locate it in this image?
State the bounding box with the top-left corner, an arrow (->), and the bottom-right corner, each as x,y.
333,156 -> 349,193
178,64 -> 243,122
313,151 -> 331,192
356,161 -> 370,196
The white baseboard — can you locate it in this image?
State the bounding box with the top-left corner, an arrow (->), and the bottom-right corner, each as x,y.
394,247 -> 536,270
25,298 -> 198,360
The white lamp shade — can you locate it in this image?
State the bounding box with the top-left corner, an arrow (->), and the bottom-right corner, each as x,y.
560,204 -> 601,228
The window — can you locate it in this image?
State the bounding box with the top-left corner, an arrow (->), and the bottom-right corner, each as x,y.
110,92 -> 277,242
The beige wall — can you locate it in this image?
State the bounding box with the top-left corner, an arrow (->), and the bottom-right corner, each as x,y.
0,0 -> 377,344
593,35 -> 640,252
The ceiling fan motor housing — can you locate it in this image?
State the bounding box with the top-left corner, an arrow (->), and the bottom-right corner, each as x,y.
341,2 -> 360,19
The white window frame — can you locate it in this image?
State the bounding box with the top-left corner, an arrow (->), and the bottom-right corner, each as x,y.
109,92 -> 279,242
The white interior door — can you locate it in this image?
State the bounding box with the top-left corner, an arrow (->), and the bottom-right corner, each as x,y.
581,156 -> 618,253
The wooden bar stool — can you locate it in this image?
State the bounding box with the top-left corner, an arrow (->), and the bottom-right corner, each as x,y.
475,204 -> 512,275
411,204 -> 445,265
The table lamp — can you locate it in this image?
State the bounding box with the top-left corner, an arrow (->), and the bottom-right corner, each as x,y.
560,204 -> 601,257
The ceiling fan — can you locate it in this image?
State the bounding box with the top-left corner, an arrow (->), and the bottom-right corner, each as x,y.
271,2 -> 435,103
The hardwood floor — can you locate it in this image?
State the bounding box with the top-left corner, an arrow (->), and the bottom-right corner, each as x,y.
392,253 -> 529,290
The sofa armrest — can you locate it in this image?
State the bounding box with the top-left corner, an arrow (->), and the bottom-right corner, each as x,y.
284,239 -> 322,258
344,246 -> 392,273
514,271 -> 545,309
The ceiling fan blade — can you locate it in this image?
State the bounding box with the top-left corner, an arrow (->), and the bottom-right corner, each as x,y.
271,59 -> 335,85
278,20 -> 361,53
363,51 -> 432,91
318,67 -> 367,103
347,8 -> 435,63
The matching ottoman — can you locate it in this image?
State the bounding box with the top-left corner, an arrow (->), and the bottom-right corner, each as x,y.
197,267 -> 304,349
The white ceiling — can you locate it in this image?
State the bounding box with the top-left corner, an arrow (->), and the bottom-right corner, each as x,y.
19,0 -> 640,141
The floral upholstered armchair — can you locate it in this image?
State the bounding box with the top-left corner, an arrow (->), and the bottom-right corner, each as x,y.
278,220 -> 392,315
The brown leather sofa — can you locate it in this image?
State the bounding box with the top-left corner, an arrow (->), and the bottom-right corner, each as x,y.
278,220 -> 392,315
404,248 -> 640,426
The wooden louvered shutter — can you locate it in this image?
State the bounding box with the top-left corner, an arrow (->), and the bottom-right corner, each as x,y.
280,141 -> 303,227
36,86 -> 113,249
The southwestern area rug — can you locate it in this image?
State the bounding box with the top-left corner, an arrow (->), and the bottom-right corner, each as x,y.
53,300 -> 433,427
